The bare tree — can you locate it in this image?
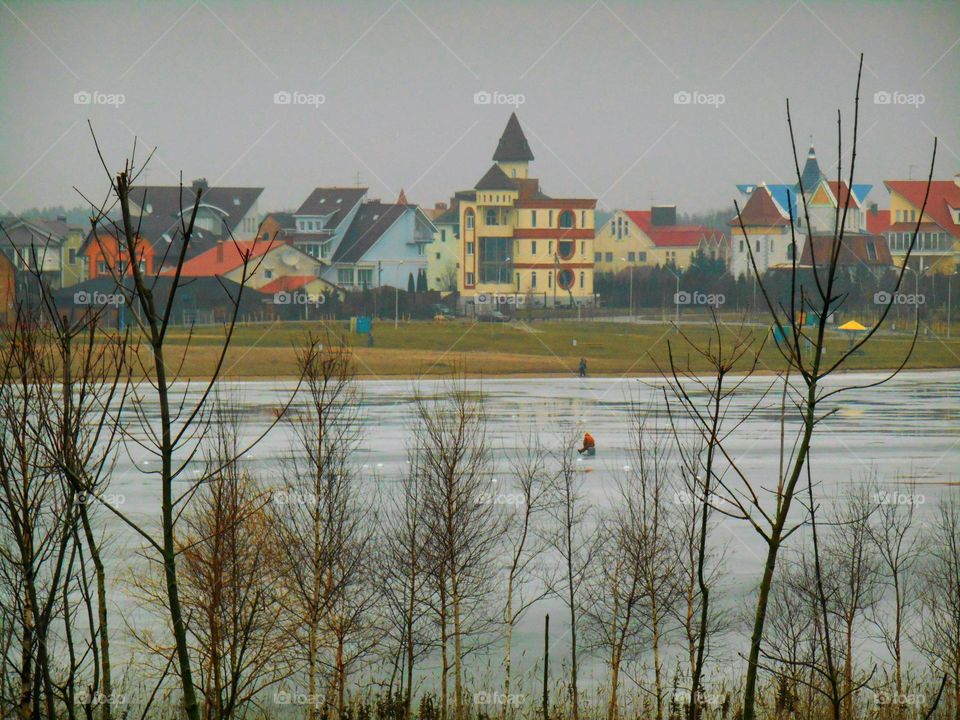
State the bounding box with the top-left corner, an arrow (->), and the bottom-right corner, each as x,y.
544,430 -> 596,720
414,375 -> 501,720
500,429 -> 551,719
272,331 -> 364,720
919,497 -> 960,720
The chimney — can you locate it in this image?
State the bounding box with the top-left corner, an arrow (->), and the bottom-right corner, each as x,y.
216,240 -> 224,263
651,205 -> 677,227
435,201 -> 448,211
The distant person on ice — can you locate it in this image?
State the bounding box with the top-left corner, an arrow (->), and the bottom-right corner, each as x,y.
578,358 -> 587,377
578,432 -> 595,456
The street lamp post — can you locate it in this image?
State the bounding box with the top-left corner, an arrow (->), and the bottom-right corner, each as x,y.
395,260 -> 404,329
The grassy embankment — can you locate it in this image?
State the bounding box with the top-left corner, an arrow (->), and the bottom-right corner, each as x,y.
143,318 -> 960,379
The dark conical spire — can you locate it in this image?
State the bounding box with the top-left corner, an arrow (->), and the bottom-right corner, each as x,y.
493,112 -> 534,162
799,143 -> 823,190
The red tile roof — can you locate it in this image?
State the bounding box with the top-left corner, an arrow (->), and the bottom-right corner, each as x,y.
623,210 -> 725,247
884,180 -> 960,238
731,186 -> 789,227
170,239 -> 276,276
259,275 -> 315,294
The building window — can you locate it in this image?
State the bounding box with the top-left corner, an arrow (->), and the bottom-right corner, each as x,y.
478,236 -> 512,283
581,210 -> 586,227
465,211 -> 475,230
441,229 -> 447,242
531,240 -> 537,255
547,272 -> 553,288
548,211 -> 554,225
559,240 -> 575,260
558,269 -> 575,290
358,268 -> 374,287
265,269 -> 273,279
639,252 -> 646,262
755,240 -> 760,253
417,244 -> 426,256
605,252 -> 613,262
531,211 -> 537,227
532,271 -> 537,288
580,241 -> 585,255
68,248 -> 76,263
559,210 -> 575,229
467,242 -> 475,255
866,240 -> 877,261
466,271 -> 475,285
594,252 -> 602,262
739,240 -> 745,253
628,252 -> 636,262
486,209 -> 498,226
435,252 -> 441,260
579,271 -> 584,288
97,260 -> 107,274
338,268 -> 354,285
548,241 -> 553,255
788,243 -> 795,260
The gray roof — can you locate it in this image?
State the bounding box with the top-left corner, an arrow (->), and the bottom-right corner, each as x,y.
475,164 -> 518,191
295,187 -> 367,228
493,112 -> 534,162
331,202 -> 407,264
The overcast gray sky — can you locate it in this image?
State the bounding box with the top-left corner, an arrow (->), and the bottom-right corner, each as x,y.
1,0 -> 958,217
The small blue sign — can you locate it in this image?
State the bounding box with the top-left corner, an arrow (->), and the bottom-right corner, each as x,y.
356,316 -> 372,334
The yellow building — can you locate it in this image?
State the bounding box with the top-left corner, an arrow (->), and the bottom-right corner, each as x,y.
593,207 -> 728,273
877,178 -> 960,274
458,113 -> 596,312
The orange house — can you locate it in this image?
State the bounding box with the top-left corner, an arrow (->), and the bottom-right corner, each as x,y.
0,251 -> 15,324
84,230 -> 155,280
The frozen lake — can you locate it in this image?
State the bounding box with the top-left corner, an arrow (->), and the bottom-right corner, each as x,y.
102,370 -> 960,689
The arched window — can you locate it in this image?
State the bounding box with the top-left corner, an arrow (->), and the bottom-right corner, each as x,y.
486,209 -> 498,226
559,210 -> 575,229
465,209 -> 475,230
558,269 -> 575,290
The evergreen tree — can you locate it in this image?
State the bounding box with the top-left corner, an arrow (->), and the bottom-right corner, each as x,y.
407,272 -> 415,293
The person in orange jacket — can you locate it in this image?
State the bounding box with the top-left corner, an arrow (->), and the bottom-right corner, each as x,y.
578,432 -> 595,455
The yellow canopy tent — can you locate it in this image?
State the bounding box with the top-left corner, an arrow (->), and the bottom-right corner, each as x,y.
838,320 -> 867,331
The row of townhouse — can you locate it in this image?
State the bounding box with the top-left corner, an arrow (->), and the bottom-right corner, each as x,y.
728,144 -> 960,278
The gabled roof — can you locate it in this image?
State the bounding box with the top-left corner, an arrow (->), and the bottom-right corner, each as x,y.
623,210 -> 726,248
259,275 -> 315,294
732,186 -> 790,227
0,216 -> 74,247
130,183 -> 262,235
294,187 -> 367,226
475,163 -> 518,191
331,202 -> 408,264
172,239 -> 276,277
799,233 -> 893,267
884,179 -> 960,238
493,112 -> 534,162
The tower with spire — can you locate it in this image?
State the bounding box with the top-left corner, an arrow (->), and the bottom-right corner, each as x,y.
453,113 -> 597,311
493,112 -> 535,180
